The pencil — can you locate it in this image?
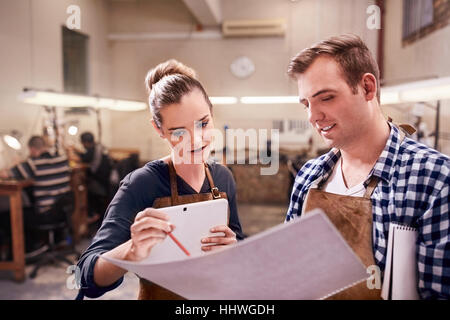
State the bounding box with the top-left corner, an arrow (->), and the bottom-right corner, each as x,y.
167,232 -> 190,256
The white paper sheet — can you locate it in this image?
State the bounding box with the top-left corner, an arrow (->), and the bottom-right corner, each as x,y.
103,209 -> 369,300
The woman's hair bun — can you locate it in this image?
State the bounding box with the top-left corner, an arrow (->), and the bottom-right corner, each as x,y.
145,59 -> 197,92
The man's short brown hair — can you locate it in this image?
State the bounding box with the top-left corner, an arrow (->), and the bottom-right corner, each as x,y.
287,34 -> 380,102
28,135 -> 46,150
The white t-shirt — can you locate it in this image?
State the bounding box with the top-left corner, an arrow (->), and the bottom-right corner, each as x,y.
322,157 -> 366,197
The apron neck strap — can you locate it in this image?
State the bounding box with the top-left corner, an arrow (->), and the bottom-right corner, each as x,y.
387,117 -> 416,136
167,159 -> 222,204
363,176 -> 380,199
167,158 -> 179,205
204,163 -> 221,199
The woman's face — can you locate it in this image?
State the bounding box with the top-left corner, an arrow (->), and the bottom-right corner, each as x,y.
157,88 -> 214,164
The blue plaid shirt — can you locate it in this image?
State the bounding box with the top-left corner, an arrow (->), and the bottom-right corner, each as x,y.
286,124 -> 450,299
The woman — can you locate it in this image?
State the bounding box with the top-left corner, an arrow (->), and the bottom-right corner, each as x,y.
77,60 -> 244,299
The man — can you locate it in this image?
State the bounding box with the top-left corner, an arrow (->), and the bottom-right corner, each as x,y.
0,136 -> 71,253
285,34 -> 449,299
76,132 -> 111,223
0,136 -> 71,213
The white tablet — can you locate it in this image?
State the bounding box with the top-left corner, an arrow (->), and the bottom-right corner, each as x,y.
140,198 -> 229,264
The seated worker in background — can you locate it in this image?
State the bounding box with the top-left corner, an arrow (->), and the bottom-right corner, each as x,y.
75,132 -> 112,225
285,34 -> 449,299
0,136 -> 71,255
77,59 -> 245,300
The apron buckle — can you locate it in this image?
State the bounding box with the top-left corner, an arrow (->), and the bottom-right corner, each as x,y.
211,187 -> 221,199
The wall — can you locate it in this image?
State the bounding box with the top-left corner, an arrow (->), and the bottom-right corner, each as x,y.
0,0 -> 113,168
383,0 -> 450,155
107,0 -> 379,161
8,1 -> 445,162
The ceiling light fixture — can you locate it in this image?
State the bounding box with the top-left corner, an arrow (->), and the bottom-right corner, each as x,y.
3,135 -> 21,150
240,96 -> 299,104
381,76 -> 450,105
18,89 -> 147,111
209,97 -> 238,105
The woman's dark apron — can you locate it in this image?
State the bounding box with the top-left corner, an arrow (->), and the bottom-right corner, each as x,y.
302,123 -> 410,299
138,159 -> 227,300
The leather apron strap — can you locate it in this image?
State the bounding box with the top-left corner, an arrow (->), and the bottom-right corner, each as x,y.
363,176 -> 380,199
387,116 -> 416,136
204,162 -> 221,199
167,158 -> 179,205
167,158 -> 222,205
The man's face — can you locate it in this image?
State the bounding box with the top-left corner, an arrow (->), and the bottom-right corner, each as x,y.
29,147 -> 41,158
296,55 -> 370,150
82,141 -> 92,150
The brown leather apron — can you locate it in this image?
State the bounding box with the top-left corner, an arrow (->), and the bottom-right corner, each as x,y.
302,124 -> 409,300
303,175 -> 382,299
137,159 -> 228,300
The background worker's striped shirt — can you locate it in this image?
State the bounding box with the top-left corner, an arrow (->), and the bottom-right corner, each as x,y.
11,152 -> 71,213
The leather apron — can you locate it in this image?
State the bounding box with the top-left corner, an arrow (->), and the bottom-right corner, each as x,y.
302,124 -> 409,300
137,159 -> 228,300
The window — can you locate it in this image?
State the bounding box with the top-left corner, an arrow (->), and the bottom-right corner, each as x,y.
62,26 -> 89,94
272,120 -> 285,132
272,119 -> 309,134
402,0 -> 434,40
288,119 -> 309,133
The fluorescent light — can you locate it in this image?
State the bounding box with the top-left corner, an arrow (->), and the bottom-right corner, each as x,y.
96,98 -> 147,111
241,96 -> 299,104
381,76 -> 450,105
96,98 -> 116,109
106,99 -> 147,111
19,90 -> 97,107
401,84 -> 450,102
380,90 -> 401,105
3,135 -> 21,150
209,97 -> 238,105
18,89 -> 147,111
108,29 -> 223,41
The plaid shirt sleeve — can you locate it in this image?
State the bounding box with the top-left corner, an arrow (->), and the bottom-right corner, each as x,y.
416,167 -> 450,299
285,159 -> 315,222
286,150 -> 340,222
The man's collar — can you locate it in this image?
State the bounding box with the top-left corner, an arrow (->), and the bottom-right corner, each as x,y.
31,151 -> 51,159
370,123 -> 403,183
316,123 -> 403,185
316,148 -> 341,181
